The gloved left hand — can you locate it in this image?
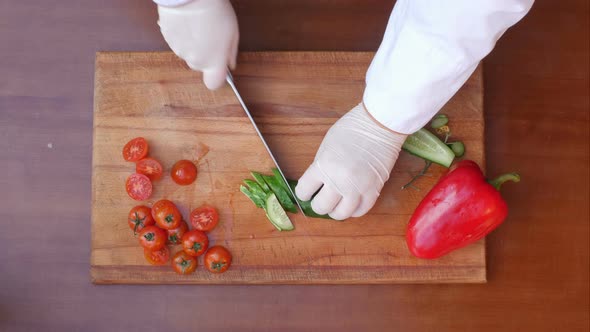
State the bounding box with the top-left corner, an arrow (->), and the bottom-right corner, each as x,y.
295,103 -> 407,220
157,0 -> 239,90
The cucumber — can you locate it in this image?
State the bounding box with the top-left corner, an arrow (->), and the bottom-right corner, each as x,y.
287,180 -> 333,220
251,172 -> 271,192
430,114 -> 449,129
266,212 -> 283,231
266,193 -> 294,231
447,141 -> 465,157
272,168 -> 296,203
240,185 -> 265,209
402,128 -> 455,167
243,179 -> 268,199
262,175 -> 297,213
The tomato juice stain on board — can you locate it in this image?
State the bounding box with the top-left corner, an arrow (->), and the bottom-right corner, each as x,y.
229,192 -> 235,226
204,159 -> 214,194
194,142 -> 210,165
221,192 -> 235,247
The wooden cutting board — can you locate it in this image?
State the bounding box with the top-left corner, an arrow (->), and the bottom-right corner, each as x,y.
91,52 -> 485,284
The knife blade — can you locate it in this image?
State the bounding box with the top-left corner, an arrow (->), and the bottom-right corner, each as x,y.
225,72 -> 305,216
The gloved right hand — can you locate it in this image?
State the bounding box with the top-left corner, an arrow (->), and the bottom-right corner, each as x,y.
157,0 -> 239,90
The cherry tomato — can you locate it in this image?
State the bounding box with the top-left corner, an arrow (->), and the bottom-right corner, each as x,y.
190,205 -> 219,232
123,137 -> 148,162
128,205 -> 155,234
144,246 -> 170,266
171,251 -> 197,275
167,220 -> 188,245
125,173 -> 152,201
151,199 -> 182,230
138,225 -> 166,251
204,246 -> 232,274
171,160 -> 198,185
136,157 -> 163,181
181,230 -> 209,257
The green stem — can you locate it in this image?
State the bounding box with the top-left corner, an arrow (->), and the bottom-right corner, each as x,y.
402,161 -> 432,190
488,173 -> 521,191
444,132 -> 451,143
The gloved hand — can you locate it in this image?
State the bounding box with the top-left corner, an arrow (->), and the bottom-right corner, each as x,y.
295,103 -> 407,220
157,0 -> 239,90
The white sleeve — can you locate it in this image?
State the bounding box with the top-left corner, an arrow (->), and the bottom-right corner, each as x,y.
153,0 -> 193,7
363,0 -> 534,134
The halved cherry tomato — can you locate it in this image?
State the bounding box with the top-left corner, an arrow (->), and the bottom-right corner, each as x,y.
181,230 -> 209,257
190,205 -> 219,232
171,160 -> 198,185
171,251 -> 197,275
167,220 -> 188,245
123,137 -> 149,162
136,158 -> 163,181
125,173 -> 152,201
128,205 -> 155,234
144,246 -> 170,266
138,225 -> 166,251
151,199 -> 182,230
204,246 -> 232,274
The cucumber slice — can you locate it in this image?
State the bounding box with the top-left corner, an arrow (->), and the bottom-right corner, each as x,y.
403,128 -> 455,167
251,172 -> 271,192
287,180 -> 333,220
266,193 -> 294,231
266,212 -> 283,231
447,141 -> 465,157
240,185 -> 265,209
430,114 -> 449,129
272,168 -> 296,203
244,179 -> 268,199
262,175 -> 297,213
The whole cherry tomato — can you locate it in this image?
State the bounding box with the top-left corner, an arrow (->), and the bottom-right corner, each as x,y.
167,220 -> 189,245
128,205 -> 155,234
138,225 -> 166,251
171,160 -> 198,185
151,199 -> 182,230
171,251 -> 197,275
181,230 -> 209,257
204,246 -> 232,274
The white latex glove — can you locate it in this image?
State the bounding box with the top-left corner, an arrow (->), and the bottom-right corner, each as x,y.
296,103 -> 407,220
157,0 -> 239,90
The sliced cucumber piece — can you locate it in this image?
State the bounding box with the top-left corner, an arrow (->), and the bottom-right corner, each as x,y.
403,128 -> 455,167
265,212 -> 283,231
272,168 -> 296,203
262,175 -> 297,213
240,185 -> 265,209
430,114 -> 449,129
244,179 -> 268,199
447,141 -> 465,157
251,172 -> 271,192
266,193 -> 294,231
287,180 -> 333,220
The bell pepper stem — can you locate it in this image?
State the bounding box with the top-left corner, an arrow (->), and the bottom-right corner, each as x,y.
488,173 -> 521,191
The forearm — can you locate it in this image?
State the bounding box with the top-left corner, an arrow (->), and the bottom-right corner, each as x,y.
364,0 -> 534,134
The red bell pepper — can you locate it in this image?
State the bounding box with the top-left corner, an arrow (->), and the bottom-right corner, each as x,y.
406,160 -> 520,259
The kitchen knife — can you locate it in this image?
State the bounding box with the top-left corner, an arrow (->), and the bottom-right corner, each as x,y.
225,72 -> 305,216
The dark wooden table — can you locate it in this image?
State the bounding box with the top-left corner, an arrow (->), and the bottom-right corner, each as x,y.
1,0 -> 588,331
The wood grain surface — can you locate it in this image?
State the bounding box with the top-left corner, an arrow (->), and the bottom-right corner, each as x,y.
91,52 -> 485,284
0,0 -> 587,331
